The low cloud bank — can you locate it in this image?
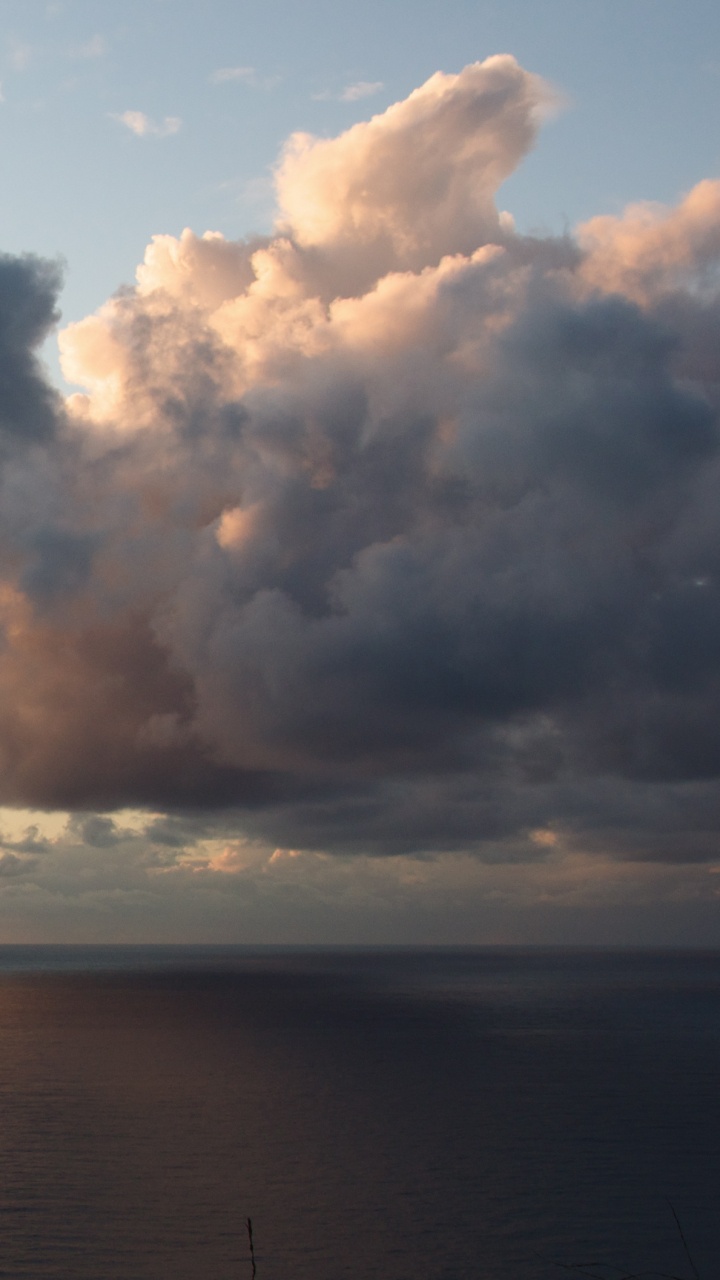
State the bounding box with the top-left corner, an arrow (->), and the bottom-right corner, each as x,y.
1,56 -> 720,866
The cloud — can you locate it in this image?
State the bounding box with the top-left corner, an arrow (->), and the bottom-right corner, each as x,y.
276,56 -> 557,295
112,111 -> 181,138
0,809 -> 714,943
314,81 -> 384,103
210,66 -> 279,90
0,252 -> 61,445
0,57 -> 720,896
210,65 -> 257,85
340,80 -> 384,102
0,851 -> 35,877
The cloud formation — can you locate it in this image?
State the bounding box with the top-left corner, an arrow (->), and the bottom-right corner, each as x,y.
1,56 -> 720,878
340,81 -> 383,101
210,66 -> 257,84
210,66 -> 279,90
113,111 -> 181,138
314,81 -> 384,103
0,806 -> 715,945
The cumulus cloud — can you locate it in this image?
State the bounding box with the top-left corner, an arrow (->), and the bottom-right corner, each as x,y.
276,56 -> 556,295
0,56 -> 720,890
113,111 -> 181,138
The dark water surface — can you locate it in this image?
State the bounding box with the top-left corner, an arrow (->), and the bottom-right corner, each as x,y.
0,946 -> 717,1279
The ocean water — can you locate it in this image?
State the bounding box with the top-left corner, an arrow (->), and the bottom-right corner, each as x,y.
0,947 -> 716,1279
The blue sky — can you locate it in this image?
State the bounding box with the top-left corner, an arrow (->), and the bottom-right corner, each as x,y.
1,0 -> 719,374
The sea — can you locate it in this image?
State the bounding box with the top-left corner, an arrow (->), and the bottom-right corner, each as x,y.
0,946 -> 716,1280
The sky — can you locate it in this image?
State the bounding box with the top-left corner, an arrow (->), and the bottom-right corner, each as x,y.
0,1 -> 719,943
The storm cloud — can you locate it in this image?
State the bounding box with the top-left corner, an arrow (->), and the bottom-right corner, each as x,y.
1,56 -> 720,868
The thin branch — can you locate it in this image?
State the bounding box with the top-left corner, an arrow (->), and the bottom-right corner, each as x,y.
247,1216 -> 257,1280
666,1201 -> 701,1280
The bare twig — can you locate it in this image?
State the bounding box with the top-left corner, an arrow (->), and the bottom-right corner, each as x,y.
666,1201 -> 700,1280
543,1201 -> 701,1280
247,1216 -> 257,1280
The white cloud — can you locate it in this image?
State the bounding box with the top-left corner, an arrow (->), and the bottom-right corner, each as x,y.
313,80 -> 383,103
279,57 -> 554,294
210,66 -> 280,90
340,80 -> 383,101
210,65 -> 257,85
112,110 -> 181,139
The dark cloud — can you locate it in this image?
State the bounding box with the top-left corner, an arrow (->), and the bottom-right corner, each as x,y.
0,59 -> 719,874
0,253 -> 62,445
0,824 -> 50,854
0,852 -> 37,877
68,814 -> 123,847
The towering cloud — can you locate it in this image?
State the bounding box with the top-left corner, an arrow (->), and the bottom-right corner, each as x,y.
273,56 -> 554,293
0,57 -> 719,865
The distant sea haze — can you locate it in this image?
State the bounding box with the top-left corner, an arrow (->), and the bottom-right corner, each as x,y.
0,946 -> 715,1279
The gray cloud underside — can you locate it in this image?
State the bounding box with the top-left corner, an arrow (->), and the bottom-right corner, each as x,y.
1,57 -> 720,865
